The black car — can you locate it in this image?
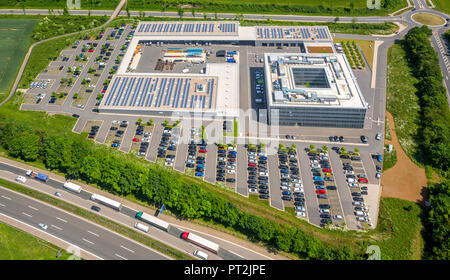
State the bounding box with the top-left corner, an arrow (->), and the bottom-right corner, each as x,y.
360,135 -> 368,143
91,205 -> 101,212
247,180 -> 257,184
320,214 -> 331,219
351,156 -> 361,161
294,197 -> 305,202
361,191 -> 368,195
329,136 -> 335,142
340,155 -> 350,159
248,176 -> 257,180
72,114 -> 80,118
293,192 -> 304,197
186,163 -> 195,168
259,189 -> 269,194
319,204 -> 331,209
259,194 -> 270,199
281,178 -> 290,182
281,196 -> 292,201
217,169 -> 226,173
353,197 -> 364,202
258,176 -> 268,180
320,219 -> 332,224
346,175 -> 356,179
112,140 -> 121,144
197,156 -> 205,160
326,185 -> 337,190
258,181 -> 268,185
259,185 -> 268,189
294,202 -> 304,206
226,178 -> 236,183
248,171 -> 257,175
312,172 -> 321,177
317,194 -> 328,199
247,167 -> 257,171
339,136 -> 344,142
352,192 -> 361,197
279,165 -> 288,169
216,177 -> 225,182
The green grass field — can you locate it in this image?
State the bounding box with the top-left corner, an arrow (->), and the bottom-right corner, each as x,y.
0,0 -> 407,16
433,0 -> 450,15
371,198 -> 423,260
383,146 -> 397,171
0,18 -> 37,100
0,221 -> 73,260
386,43 -> 422,164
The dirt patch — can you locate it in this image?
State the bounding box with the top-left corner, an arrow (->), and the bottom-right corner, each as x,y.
307,46 -> 333,53
381,112 -> 428,203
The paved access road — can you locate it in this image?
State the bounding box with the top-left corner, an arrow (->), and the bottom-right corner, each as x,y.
0,186 -> 170,260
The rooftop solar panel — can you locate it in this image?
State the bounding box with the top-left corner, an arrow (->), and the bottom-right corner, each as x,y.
121,77 -> 136,106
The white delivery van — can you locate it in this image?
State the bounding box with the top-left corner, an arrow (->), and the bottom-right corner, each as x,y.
134,222 -> 149,233
193,250 -> 209,260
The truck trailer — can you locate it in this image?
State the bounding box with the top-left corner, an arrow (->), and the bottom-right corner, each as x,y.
25,170 -> 48,183
181,231 -> 219,254
63,182 -> 82,194
90,193 -> 122,211
135,211 -> 169,231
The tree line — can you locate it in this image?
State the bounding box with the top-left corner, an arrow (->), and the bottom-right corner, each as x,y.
0,115 -> 360,260
403,26 -> 450,172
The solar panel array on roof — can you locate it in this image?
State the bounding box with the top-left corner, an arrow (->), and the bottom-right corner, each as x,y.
255,26 -> 329,41
102,76 -> 215,110
135,22 -> 238,35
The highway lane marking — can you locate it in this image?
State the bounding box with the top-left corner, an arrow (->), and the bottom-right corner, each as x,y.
82,238 -> 95,245
87,230 -> 99,237
0,203 -> 5,207
55,217 -> 67,223
28,205 -> 39,211
1,195 -> 11,200
120,245 -> 135,253
22,212 -> 32,218
51,224 -> 63,230
114,253 -> 127,260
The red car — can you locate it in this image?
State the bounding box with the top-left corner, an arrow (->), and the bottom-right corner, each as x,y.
132,138 -> 140,142
316,189 -> 326,194
87,135 -> 95,139
358,178 -> 368,183
248,162 -> 256,167
199,149 -> 207,153
323,168 -> 333,173
88,49 -> 94,52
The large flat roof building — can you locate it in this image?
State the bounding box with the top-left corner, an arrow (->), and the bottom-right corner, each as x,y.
264,53 -> 367,128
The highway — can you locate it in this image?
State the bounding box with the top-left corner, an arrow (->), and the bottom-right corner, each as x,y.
0,158 -> 276,260
0,186 -> 170,260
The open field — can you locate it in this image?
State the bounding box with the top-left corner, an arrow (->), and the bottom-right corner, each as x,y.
386,43 -> 422,163
432,0 -> 450,15
0,18 -> 37,100
412,13 -> 446,26
0,0 -> 407,16
0,221 -> 73,260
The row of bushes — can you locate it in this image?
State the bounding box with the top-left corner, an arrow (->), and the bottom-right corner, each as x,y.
403,26 -> 450,171
0,114 -> 361,260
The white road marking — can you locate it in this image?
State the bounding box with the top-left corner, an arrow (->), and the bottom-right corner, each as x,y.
82,238 -> 95,245
22,212 -> 32,218
28,205 -> 38,211
51,224 -> 63,230
87,230 -> 99,237
55,217 -> 67,223
120,245 -> 135,253
115,253 -> 127,260
0,203 -> 5,207
1,195 -> 11,200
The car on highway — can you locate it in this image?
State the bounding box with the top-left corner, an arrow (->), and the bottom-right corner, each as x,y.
15,176 -> 27,183
91,205 -> 101,212
38,223 -> 48,230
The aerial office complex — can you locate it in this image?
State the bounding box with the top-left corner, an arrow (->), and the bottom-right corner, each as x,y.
99,21 -> 367,128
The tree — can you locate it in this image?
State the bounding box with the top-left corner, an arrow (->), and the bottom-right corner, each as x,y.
310,144 -> 315,150
291,144 -> 297,149
147,119 -> 154,126
178,9 -> 184,19
191,8 -> 196,18
354,148 -> 360,154
163,120 -> 169,126
9,132 -> 40,161
203,13 -> 208,20
137,118 -> 143,125
322,145 -> 328,152
340,147 -> 346,153
334,17 -> 339,23
60,78 -> 65,83
73,93 -> 79,99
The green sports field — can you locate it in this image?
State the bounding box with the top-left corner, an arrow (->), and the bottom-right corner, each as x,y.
0,18 -> 37,98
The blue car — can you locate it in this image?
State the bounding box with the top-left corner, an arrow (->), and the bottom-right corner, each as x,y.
313,176 -> 323,181
195,172 -> 204,177
316,185 -> 325,190
282,191 -> 292,196
280,169 -> 290,174
197,164 -> 205,168
136,131 -> 143,135
200,146 -> 207,149
259,156 -> 267,160
377,155 -> 383,162
229,151 -> 237,155
111,143 -> 120,147
196,160 -> 205,164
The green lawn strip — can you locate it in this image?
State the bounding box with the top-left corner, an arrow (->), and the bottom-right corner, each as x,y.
0,178 -> 194,260
233,119 -> 238,137
384,115 -> 392,141
382,146 -> 397,171
0,221 -> 74,260
367,198 -> 424,260
386,43 -> 423,165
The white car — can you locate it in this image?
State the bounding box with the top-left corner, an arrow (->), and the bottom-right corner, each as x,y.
352,201 -> 365,206
15,176 -> 27,183
375,133 -> 382,140
311,163 -> 319,168
166,158 -> 174,162
320,156 -> 329,160
293,183 -> 302,188
292,179 -> 301,183
294,206 -> 306,212
344,170 -> 355,175
248,159 -> 257,163
259,172 -> 268,176
293,188 -> 303,192
226,166 -> 235,170
218,157 -> 226,161
310,160 -> 318,164
348,183 -> 359,188
112,120 -> 120,124
280,186 -> 290,190
186,159 -> 194,164
258,153 -> 267,157
296,211 -> 306,217
38,223 -> 48,230
333,215 -> 343,220
141,138 -> 150,142
227,169 -> 236,174
247,152 -> 256,156
227,146 -> 236,151
188,155 -> 195,160
320,209 -> 330,214
356,217 -> 366,222
347,178 -> 355,183
165,162 -> 173,167
281,174 -> 289,178
248,188 -> 258,194
54,192 -> 61,197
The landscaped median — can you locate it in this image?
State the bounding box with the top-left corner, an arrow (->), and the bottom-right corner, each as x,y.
0,178 -> 195,260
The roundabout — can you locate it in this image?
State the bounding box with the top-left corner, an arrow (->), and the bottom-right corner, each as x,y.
411,12 -> 447,27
